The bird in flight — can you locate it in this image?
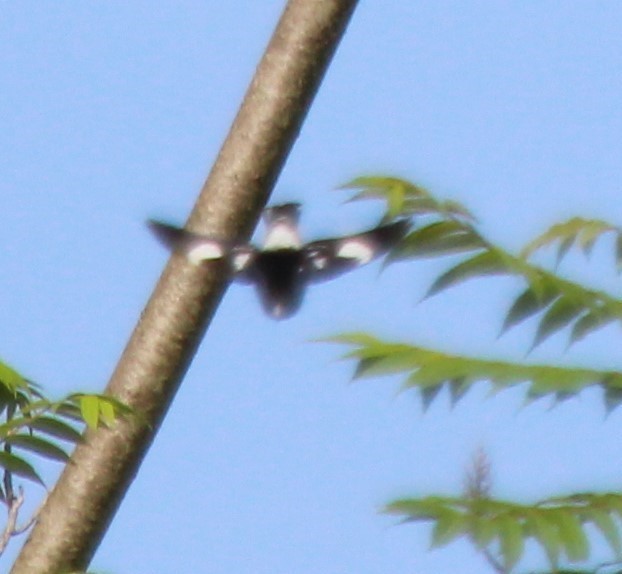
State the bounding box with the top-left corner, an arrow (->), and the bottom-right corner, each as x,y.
148,203 -> 410,320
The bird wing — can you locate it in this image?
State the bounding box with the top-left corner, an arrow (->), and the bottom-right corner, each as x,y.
147,220 -> 232,265
303,219 -> 410,283
228,246 -> 258,284
148,219 -> 260,284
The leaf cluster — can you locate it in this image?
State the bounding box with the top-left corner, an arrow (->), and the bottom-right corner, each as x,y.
0,362 -> 131,489
387,493 -> 622,571
325,333 -> 622,411
0,358 -> 133,557
345,178 -> 622,349
328,176 -> 622,573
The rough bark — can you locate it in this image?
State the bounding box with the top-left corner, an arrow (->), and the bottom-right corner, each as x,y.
10,1 -> 358,572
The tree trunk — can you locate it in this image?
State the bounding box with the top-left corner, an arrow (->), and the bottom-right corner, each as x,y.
10,1 -> 358,572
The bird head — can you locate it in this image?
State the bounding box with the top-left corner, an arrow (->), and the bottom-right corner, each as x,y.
262,203 -> 303,250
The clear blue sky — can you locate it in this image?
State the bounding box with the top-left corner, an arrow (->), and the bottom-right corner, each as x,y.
2,2 -> 622,573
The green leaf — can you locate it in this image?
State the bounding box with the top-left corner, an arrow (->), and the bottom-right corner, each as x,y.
616,231 -> 622,274
28,416 -> 82,443
318,332 -> 379,347
389,221 -> 486,261
340,176 -> 475,220
344,178 -> 622,351
441,200 -> 475,221
406,359 -> 472,388
326,334 -> 622,409
0,361 -> 27,394
0,403 -> 71,438
527,511 -> 561,567
99,399 -> 116,425
0,451 -> 44,485
521,218 -> 614,261
532,297 -> 585,349
5,434 -> 70,463
554,510 -> 589,562
527,271 -> 622,335
586,508 -> 622,557
431,510 -> 467,548
526,366 -> 590,397
383,496 -> 456,521
501,287 -> 559,334
604,382 -> 622,413
386,491 -> 622,572
386,181 -> 406,218
340,176 -> 430,199
353,353 -> 420,380
340,176 -> 428,217
556,235 -> 576,266
602,495 -> 622,524
72,394 -> 132,429
470,514 -> 497,548
498,514 -> 525,570
569,310 -> 615,346
448,378 -> 469,407
426,250 -> 511,298
56,401 -> 89,423
420,384 -> 444,411
579,220 -> 613,257
80,395 -> 100,429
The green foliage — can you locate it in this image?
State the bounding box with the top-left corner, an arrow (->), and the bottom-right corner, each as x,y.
340,176 -> 475,222
385,493 -> 622,571
340,176 -> 622,351
520,218 -> 621,271
0,360 -> 132,492
70,393 -> 133,430
326,176 -> 622,573
324,333 -> 622,410
0,357 -> 134,557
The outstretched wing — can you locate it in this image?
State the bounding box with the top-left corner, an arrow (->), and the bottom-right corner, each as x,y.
147,218 -> 257,277
303,219 -> 410,282
147,220 -> 232,265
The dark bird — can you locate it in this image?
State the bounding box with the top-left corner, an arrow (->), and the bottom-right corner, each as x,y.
148,203 -> 410,320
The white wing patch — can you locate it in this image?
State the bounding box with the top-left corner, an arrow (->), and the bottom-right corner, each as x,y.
231,250 -> 253,272
311,255 -> 328,270
186,241 -> 226,265
336,239 -> 374,264
263,223 -> 302,250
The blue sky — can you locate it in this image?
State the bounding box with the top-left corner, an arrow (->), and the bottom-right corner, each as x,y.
2,2 -> 622,573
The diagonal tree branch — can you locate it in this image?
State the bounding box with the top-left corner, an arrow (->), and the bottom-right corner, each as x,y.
10,1 -> 359,572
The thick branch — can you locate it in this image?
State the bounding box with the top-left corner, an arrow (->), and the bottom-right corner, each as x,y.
10,1 -> 358,572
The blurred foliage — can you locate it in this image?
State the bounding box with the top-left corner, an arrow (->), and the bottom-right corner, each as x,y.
0,362 -> 131,490
0,358 -> 132,556
327,176 -> 622,573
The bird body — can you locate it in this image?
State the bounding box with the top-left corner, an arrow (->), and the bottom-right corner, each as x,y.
244,249 -> 307,319
148,203 -> 409,319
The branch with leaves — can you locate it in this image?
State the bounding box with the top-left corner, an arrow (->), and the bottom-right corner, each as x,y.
325,332 -> 622,411
387,489 -> 622,572
326,176 -> 622,573
0,359 -> 131,558
343,176 -> 622,350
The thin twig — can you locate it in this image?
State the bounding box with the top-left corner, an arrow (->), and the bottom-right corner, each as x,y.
464,448 -> 506,573
0,487 -> 46,557
14,492 -> 46,535
464,446 -> 492,499
0,486 -> 25,555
